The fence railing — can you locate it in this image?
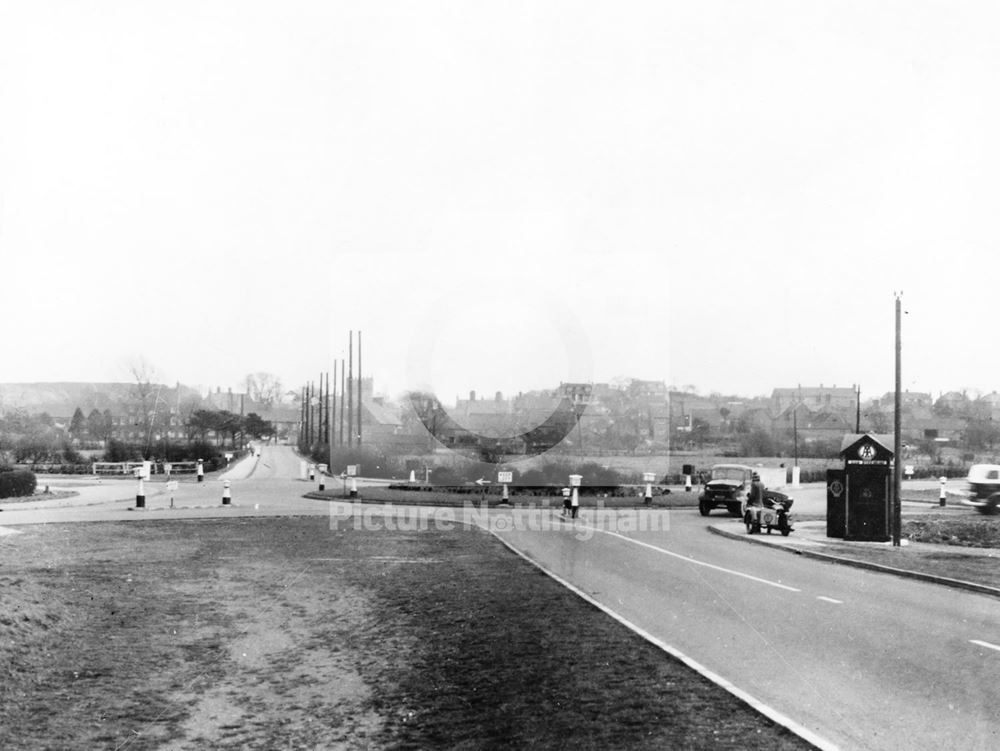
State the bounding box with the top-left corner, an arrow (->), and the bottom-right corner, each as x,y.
91,461 -> 200,476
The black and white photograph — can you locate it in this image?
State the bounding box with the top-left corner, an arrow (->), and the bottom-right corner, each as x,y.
1,2 -> 999,749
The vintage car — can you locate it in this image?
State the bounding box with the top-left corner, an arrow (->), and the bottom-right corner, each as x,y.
698,463 -> 791,517
961,464 -> 1000,514
698,464 -> 754,517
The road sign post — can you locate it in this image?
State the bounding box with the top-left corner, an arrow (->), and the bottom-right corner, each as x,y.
569,474 -> 582,518
498,471 -> 513,504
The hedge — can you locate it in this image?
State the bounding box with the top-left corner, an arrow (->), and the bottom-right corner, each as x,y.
0,469 -> 37,499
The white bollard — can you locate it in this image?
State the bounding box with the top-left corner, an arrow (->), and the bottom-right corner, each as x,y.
136,476 -> 145,509
792,466 -> 801,488
939,476 -> 947,507
222,479 -> 231,506
350,477 -> 358,498
409,469 -> 417,483
643,472 -> 656,505
684,474 -> 692,492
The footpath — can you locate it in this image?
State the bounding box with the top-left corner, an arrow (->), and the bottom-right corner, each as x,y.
709,508 -> 1000,599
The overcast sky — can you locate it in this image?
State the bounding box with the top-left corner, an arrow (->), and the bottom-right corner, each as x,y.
1,2 -> 998,404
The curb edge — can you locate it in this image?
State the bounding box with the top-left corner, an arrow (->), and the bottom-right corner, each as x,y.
707,524 -> 1000,600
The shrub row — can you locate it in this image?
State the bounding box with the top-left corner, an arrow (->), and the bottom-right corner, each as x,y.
16,464 -> 93,475
0,468 -> 37,498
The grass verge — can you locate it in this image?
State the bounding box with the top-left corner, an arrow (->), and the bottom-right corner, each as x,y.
0,518 -> 809,750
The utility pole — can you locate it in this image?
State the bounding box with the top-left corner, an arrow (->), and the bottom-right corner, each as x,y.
357,330 -> 363,446
793,405 -> 799,467
893,294 -> 903,547
300,385 -> 306,448
330,360 -> 337,449
347,330 -> 354,448
856,384 -> 861,433
306,381 -> 313,451
339,358 -> 345,447
327,369 -> 333,467
317,373 -> 324,448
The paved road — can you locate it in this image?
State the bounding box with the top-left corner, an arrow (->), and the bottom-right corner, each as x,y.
494,506 -> 1000,750
3,447 -> 997,749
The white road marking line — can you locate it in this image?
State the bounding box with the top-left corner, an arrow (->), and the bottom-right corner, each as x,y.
817,596 -> 843,604
590,528 -> 801,592
970,639 -> 1000,653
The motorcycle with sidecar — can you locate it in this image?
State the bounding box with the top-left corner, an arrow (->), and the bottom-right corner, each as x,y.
743,492 -> 794,536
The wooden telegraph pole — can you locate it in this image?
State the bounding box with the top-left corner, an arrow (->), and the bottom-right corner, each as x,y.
339,358 -> 346,447
330,360 -> 337,449
300,385 -> 306,447
347,330 -> 354,448
357,330 -> 362,446
893,294 -> 903,547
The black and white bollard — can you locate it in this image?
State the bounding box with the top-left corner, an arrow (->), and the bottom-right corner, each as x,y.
197,458 -> 204,483
222,479 -> 231,506
939,476 -> 947,507
318,473 -> 325,492
684,474 -> 692,492
136,475 -> 145,509
569,474 -> 582,519
643,472 -> 655,506
349,476 -> 358,498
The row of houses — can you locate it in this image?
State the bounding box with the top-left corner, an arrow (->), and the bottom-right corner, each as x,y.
4,379 -> 997,452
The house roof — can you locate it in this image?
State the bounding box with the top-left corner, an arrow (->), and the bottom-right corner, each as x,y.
363,400 -> 403,426
773,386 -> 857,398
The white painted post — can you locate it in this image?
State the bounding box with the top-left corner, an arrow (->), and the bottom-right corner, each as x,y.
684,474 -> 692,492
939,476 -> 947,507
792,466 -> 801,488
222,479 -> 232,506
135,469 -> 145,509
569,474 -> 582,518
197,459 -> 204,483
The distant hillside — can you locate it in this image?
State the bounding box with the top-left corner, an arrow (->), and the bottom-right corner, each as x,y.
0,382 -> 202,419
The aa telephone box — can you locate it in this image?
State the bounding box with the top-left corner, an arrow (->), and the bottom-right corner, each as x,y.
833,433 -> 894,542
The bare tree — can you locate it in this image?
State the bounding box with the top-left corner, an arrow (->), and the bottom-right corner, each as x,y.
128,358 -> 165,455
244,372 -> 283,407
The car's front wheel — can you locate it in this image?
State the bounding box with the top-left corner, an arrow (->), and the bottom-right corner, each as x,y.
699,500 -> 711,516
